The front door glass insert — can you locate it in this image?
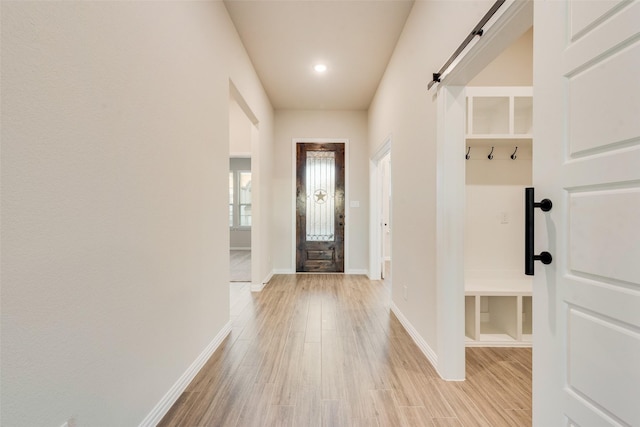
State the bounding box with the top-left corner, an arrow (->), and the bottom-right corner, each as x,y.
306,150 -> 335,241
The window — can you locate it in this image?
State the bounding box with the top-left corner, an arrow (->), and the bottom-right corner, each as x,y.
238,171 -> 252,226
229,170 -> 251,228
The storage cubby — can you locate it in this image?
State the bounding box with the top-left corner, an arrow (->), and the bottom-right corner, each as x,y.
465,86 -> 533,348
470,96 -> 510,134
466,87 -> 533,139
480,296 -> 518,341
514,96 -> 533,135
464,282 -> 532,347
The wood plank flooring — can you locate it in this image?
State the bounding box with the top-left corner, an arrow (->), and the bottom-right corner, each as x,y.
159,274 -> 531,427
230,250 -> 251,282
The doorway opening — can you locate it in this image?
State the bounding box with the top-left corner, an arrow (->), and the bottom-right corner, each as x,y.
228,83 -> 259,301
380,153 -> 392,283
229,157 -> 252,282
463,28 -> 533,349
369,137 -> 392,284
434,2 -> 533,380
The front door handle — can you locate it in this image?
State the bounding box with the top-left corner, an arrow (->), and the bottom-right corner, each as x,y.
525,187 -> 553,276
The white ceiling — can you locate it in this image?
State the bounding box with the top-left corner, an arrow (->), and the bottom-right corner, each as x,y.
224,0 -> 415,110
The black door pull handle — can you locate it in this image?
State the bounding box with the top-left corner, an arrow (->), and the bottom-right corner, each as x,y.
525,187 -> 553,276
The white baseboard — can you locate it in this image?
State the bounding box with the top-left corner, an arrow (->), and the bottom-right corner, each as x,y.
251,270 -> 273,292
390,302 -> 439,372
384,256 -> 391,261
270,269 -> 369,275
139,321 -> 232,427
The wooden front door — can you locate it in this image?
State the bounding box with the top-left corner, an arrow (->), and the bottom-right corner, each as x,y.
296,143 -> 345,272
534,1 -> 640,425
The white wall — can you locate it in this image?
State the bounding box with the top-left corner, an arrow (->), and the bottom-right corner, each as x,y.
368,0 -> 495,359
469,27 -> 533,87
465,185 -> 530,276
229,96 -> 253,156
1,2 -> 273,425
273,110 -> 369,273
465,142 -> 532,185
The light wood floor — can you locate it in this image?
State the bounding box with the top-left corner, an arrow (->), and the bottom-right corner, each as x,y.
230,250 -> 251,282
159,274 -> 532,426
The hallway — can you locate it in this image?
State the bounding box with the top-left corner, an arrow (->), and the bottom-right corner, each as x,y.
159,275 -> 531,426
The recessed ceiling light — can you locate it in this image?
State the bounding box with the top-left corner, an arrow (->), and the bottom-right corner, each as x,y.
314,64 -> 327,73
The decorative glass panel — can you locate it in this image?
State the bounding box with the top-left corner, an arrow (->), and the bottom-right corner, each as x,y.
306,151 -> 335,241
239,171 -> 251,226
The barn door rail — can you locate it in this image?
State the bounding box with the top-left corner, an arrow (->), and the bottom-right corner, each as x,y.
427,0 -> 506,90
525,187 -> 553,275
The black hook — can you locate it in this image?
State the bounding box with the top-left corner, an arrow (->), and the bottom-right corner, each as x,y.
465,146 -> 471,160
488,146 -> 494,160
511,146 -> 518,160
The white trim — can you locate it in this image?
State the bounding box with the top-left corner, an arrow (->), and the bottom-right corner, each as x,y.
273,268 -> 295,275
435,85 -> 467,381
139,322 -> 232,427
229,152 -> 251,158
346,269 -> 368,275
251,283 -> 265,292
230,246 -> 251,251
291,138 -> 350,272
369,136 -> 392,280
390,302 -> 442,375
252,270 -> 274,292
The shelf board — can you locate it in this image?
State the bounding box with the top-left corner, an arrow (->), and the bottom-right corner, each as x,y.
466,339 -> 532,348
465,278 -> 532,296
479,332 -> 517,342
466,134 -> 533,140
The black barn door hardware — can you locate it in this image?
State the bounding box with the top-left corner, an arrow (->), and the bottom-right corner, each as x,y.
427,0 -> 506,90
525,187 -> 553,275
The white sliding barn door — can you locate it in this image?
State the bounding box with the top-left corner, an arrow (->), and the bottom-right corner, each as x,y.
533,1 -> 640,426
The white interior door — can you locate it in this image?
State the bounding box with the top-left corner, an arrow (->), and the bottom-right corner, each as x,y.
533,1 -> 640,426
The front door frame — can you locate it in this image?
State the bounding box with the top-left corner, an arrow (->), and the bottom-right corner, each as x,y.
292,138 -> 349,272
434,1 -> 533,380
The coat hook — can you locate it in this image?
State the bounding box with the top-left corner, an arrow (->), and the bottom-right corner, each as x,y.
488,146 -> 494,160
465,146 -> 471,160
511,146 -> 518,160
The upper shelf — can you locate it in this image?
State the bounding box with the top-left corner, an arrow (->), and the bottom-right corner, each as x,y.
466,86 -> 533,139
